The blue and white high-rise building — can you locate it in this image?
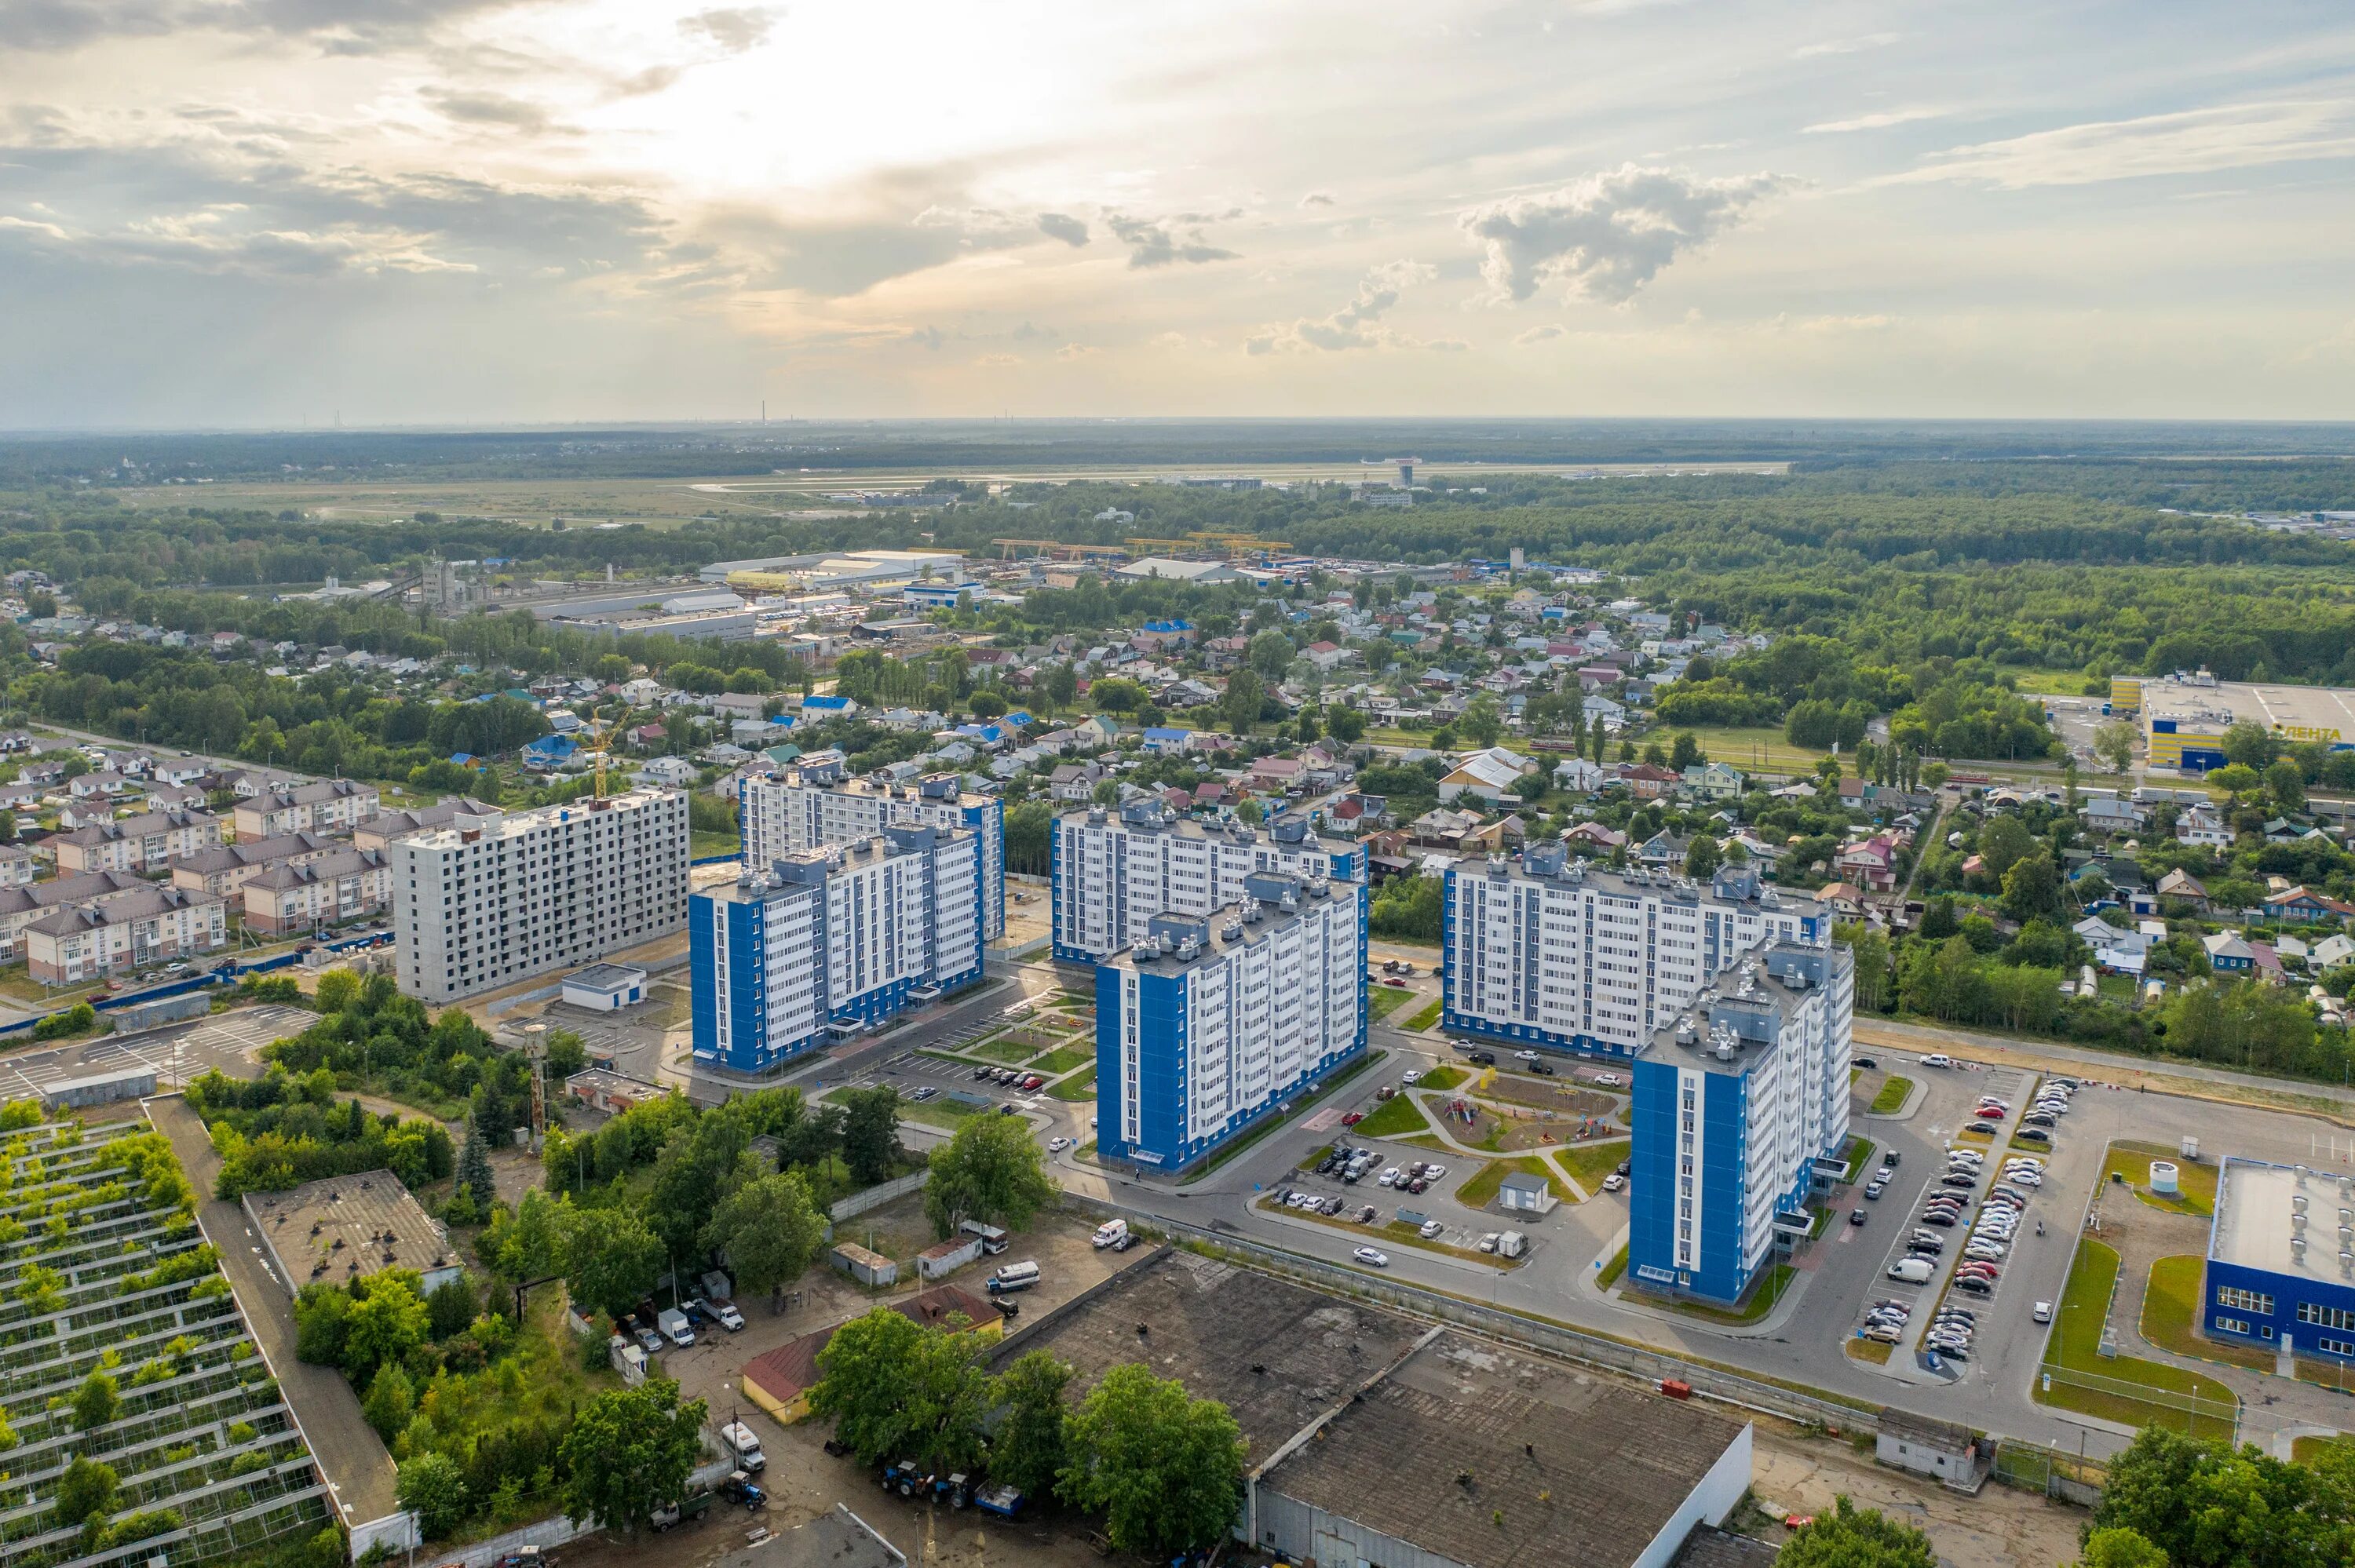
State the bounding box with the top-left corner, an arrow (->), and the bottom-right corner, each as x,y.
1627,943 -> 1855,1305
1053,800 -> 1365,963
1440,849 -> 1823,1059
689,822 -> 984,1074
741,762 -> 1005,939
1095,870 -> 1367,1172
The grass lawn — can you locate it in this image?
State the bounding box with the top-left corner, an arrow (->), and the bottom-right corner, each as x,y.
2037,1238 -> 2239,1440
688,830 -> 739,860
1868,1076 -> 1915,1114
969,1034 -> 1040,1066
2293,1435 -> 2355,1464
1353,1092 -> 1432,1140
2141,1254 -> 2275,1371
1367,984 -> 1420,1023
1674,725 -> 1831,774
2009,667 -> 2099,697
1846,1338 -> 1895,1365
1399,997 -> 1444,1032
1646,1265 -> 1797,1326
1418,1065 -> 1466,1092
1046,1064 -> 1097,1101
2102,1140 -> 2218,1216
1075,1139 -> 1096,1161
1033,1046 -> 1090,1075
1841,1137 -> 1878,1183
895,1093 -> 995,1129
1597,1244 -> 1628,1289
1177,1052 -> 1382,1185
1557,1139 -> 1630,1194
1455,1155 -> 1570,1209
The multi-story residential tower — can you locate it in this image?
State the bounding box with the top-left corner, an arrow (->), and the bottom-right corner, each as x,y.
1628,943 -> 1855,1304
739,762 -> 1005,939
690,822 -> 984,1075
1053,801 -> 1366,963
1095,870 -> 1367,1172
392,789 -> 688,1003
1440,848 -> 1825,1059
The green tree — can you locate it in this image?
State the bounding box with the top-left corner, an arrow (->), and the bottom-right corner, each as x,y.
969,689 -> 1008,721
2076,1527 -> 2168,1568
293,1283 -> 352,1365
425,1277 -> 477,1340
2000,854 -> 2064,922
55,1457 -> 117,1529
988,1351 -> 1073,1497
2222,720 -> 2278,769
2207,763 -> 2261,804
557,1379 -> 707,1538
396,1452 -> 470,1541
1977,815 -> 2036,883
2094,720 -> 2138,774
1837,924 -> 1893,1013
1683,835 -> 1722,880
1056,1363 -> 1246,1558
1669,731 -> 1703,771
72,1369 -> 121,1431
344,1274 -> 430,1383
837,1085 -> 904,1187
924,1113 -> 1060,1238
457,1118 -> 496,1212
2089,1424 -> 2353,1568
362,1364 -> 414,1444
1458,697 -> 1503,748
808,1306 -> 927,1465
563,1203 -> 666,1321
701,1167 -> 826,1298
2266,757 -> 2306,812
1779,1496 -> 1936,1568
1247,630 -> 1294,680
313,968 -> 360,1014
484,1187 -> 567,1282
1219,669 -> 1265,734
1325,706 -> 1365,743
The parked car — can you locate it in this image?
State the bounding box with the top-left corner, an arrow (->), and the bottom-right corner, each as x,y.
1418,1220 -> 1444,1238
1602,1172 -> 1627,1193
1849,1209 -> 1868,1227
2015,1128 -> 2054,1144
2033,1300 -> 2054,1323
1353,1247 -> 1389,1267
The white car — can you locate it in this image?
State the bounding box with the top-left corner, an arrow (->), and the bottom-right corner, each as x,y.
1047,1136 -> 1072,1151
1418,1220 -> 1444,1238
1400,1070 -> 1423,1085
1422,1164 -> 1448,1180
1921,1053 -> 1953,1068
1594,1072 -> 1625,1088
2033,1300 -> 2054,1323
1378,1168 -> 1400,1187
1477,1233 -> 1500,1253
1354,1247 -> 1389,1268
1602,1172 -> 1627,1193
1513,1049 -> 1541,1062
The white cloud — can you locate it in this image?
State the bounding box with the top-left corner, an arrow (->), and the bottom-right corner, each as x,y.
1035,211 -> 1089,246
1298,190 -> 1336,207
678,7 -> 779,53
1458,164 -> 1791,305
1245,259 -> 1433,354
1105,213 -> 1238,268
1886,101 -> 2355,188
1055,342 -> 1098,359
1792,32 -> 1899,59
1804,107 -> 1948,135
1514,323 -> 1564,345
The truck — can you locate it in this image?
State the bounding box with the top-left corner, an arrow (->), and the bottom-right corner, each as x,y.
973,1482 -> 1027,1519
717,1471 -> 766,1510
1496,1230 -> 1528,1260
650,1486 -> 713,1531
1090,1219 -> 1130,1252
958,1220 -> 1010,1256
719,1420 -> 766,1472
657,1307 -> 695,1347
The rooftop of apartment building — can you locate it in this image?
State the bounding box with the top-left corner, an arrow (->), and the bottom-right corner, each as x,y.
392,786 -> 678,851
1061,797 -> 1349,855
1651,942 -> 1843,1078
1103,870 -> 1358,977
1466,842 -> 1794,911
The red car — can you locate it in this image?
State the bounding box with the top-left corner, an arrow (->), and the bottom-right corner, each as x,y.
1020,1074 -> 1046,1092
1342,1112 -> 1364,1125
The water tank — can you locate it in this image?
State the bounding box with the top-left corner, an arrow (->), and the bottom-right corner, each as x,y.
2149,1161 -> 2180,1198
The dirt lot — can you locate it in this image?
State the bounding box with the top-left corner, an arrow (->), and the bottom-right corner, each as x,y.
1481,1074 -> 1622,1121
1750,1427 -> 2088,1568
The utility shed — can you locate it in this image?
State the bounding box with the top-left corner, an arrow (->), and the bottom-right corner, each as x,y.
830,1242 -> 897,1289
1251,1331 -> 1754,1568
1875,1408 -> 1991,1493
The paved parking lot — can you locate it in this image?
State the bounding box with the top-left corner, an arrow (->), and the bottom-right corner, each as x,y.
0,1001 -> 312,1099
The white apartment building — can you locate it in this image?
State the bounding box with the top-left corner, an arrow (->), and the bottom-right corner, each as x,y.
52,808 -> 224,876
1441,849 -> 1827,1059
1053,801 -> 1368,962
25,887 -> 228,983
0,870 -> 150,961
0,845 -> 36,888
690,823 -> 984,1074
392,789 -> 688,1003
739,764 -> 1005,939
1098,870 -> 1369,1172
242,848 -> 393,935
232,779 -> 382,841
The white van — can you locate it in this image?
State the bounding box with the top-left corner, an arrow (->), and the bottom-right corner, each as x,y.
719,1420 -> 766,1472
1887,1256 -> 1934,1284
1920,1053 -> 1954,1069
1090,1219 -> 1131,1252
987,1261 -> 1042,1295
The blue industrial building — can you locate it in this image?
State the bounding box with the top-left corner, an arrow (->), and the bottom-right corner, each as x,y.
2201,1157 -> 2355,1366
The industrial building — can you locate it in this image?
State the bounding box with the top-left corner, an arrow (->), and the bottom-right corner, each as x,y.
2112,671 -> 2355,771
390,789 -> 689,1002
689,822 -> 984,1074
1095,870 -> 1367,1172
701,548 -> 966,589
1051,800 -> 1365,963
2201,1156 -> 2355,1366
1440,850 -> 1827,1059
741,760 -> 1005,939
243,1169 -> 462,1297
1629,943 -> 1856,1306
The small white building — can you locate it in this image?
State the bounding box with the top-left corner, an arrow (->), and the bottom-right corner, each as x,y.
563,962 -> 649,1012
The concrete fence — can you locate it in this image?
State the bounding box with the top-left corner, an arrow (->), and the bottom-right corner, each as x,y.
830,1167 -> 929,1222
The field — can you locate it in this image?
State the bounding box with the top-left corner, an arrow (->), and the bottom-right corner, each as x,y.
2101,1140 -> 2218,1216
2036,1239 -> 2240,1440
1417,1065 -> 1465,1092
1033,1046 -> 1091,1075
1557,1138 -> 1630,1194
1367,984 -> 1420,1023
1670,726 -> 1832,775
1047,1064 -> 1097,1101
1352,1093 -> 1432,1140
2140,1255 -> 2274,1371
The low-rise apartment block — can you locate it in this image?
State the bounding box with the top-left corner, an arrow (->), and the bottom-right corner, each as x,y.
242,847 -> 393,935
1053,800 -> 1367,963
1096,870 -> 1367,1172
172,832 -> 341,898
25,885 -> 228,983
51,808 -> 224,875
690,822 -> 984,1075
232,779 -> 382,840
0,869 -> 149,961
740,763 -> 1005,939
0,845 -> 32,888
392,789 -> 688,1003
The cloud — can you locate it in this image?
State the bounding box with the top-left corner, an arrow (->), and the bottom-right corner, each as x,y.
1882,101 -> 2355,188
1245,259 -> 1434,354
420,88 -> 562,135
1055,342 -> 1098,359
905,326 -> 944,350
0,0 -> 517,54
974,352 -> 1018,366
1010,320 -> 1055,341
1458,163 -> 1791,304
1804,107 -> 1947,135
1792,32 -> 1899,59
678,6 -> 777,53
1035,211 -> 1089,246
1514,323 -> 1564,345
1298,190 -> 1336,208
1104,212 -> 1237,268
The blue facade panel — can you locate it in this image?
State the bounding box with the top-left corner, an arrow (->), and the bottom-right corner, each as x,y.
2201,1257 -> 2355,1364
1627,1059 -> 1681,1290
688,895 -> 717,1062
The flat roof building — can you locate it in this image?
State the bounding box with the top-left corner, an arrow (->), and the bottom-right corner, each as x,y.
1053,800 -> 1365,963
742,764 -> 1004,939
243,1169 -> 462,1298
2119,671 -> 2355,771
2203,1156 -> 2355,1366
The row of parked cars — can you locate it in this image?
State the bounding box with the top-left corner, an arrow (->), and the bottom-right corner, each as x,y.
971,1064 -> 1050,1092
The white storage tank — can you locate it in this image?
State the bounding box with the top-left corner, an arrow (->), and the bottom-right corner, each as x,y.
2150,1161 -> 2180,1198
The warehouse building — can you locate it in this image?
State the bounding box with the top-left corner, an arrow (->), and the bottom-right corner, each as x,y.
689,822 -> 984,1074
244,1169 -> 462,1297
741,761 -> 1005,939
1053,800 -> 1365,963
1629,943 -> 1856,1307
1095,870 -> 1367,1172
1441,849 -> 1826,1059
2113,671 -> 2355,772
2201,1157 -> 2355,1366
391,789 -> 688,1002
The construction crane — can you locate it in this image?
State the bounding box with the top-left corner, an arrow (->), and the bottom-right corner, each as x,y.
1188,531 -> 1292,560
572,703 -> 619,799
1125,538 -> 1194,554
994,538 -> 1129,561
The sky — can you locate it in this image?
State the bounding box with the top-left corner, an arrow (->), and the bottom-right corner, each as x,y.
3,0 -> 2353,427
